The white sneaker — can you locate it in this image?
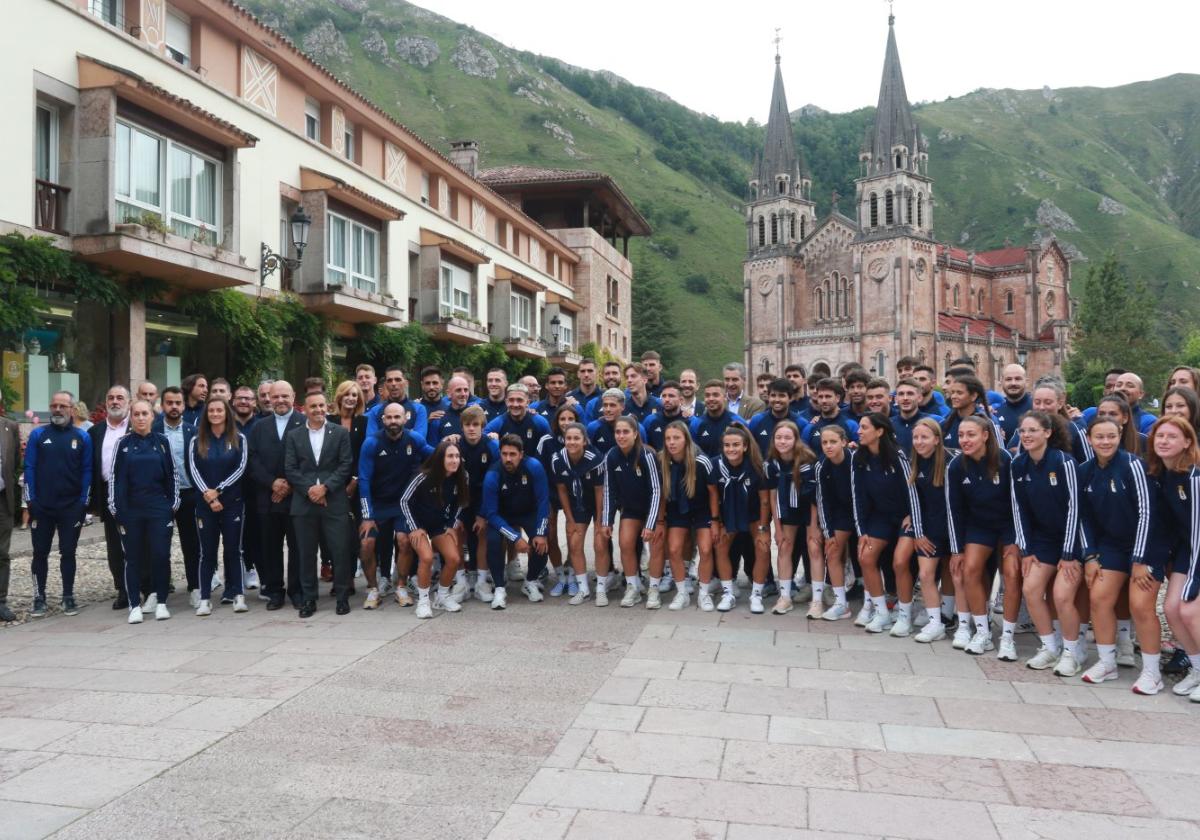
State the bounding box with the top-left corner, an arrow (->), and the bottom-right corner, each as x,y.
1116,638 -> 1137,667
394,588 -> 414,608
668,590 -> 690,611
506,559 -> 525,582
142,593 -> 158,612
232,595 -> 248,613
211,573 -> 222,592
355,562 -> 363,579
773,596 -> 794,615
1081,660 -> 1118,684
448,579 -> 469,604
717,591 -> 736,612
620,587 -> 642,608
155,603 -> 170,621
474,578 -> 494,602
854,604 -> 874,627
913,610 -> 930,628
490,588 -> 507,610
997,636 -> 1018,662
966,630 -> 994,655
415,597 -> 433,619
749,594 -> 764,614
195,600 -> 212,617
1173,671 -> 1200,696
363,588 -> 380,610
569,589 -> 587,606
1190,685 -> 1200,703
245,569 -> 260,590
792,583 -> 813,604
595,589 -> 609,607
522,582 -> 544,603
658,572 -> 674,592
821,603 -> 851,621
890,614 -> 912,638
128,606 -> 143,624
914,622 -> 946,643
697,590 -> 715,612
865,611 -> 893,634
378,577 -> 396,597
433,592 -> 462,613
804,601 -> 823,619
1054,650 -> 1082,677
188,590 -> 201,609
1026,646 -> 1061,670
646,588 -> 662,610
1131,673 -> 1163,695
952,625 -> 972,650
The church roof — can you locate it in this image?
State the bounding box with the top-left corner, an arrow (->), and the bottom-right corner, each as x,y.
938,314 -> 1014,340
862,15 -> 924,172
757,56 -> 809,183
937,244 -> 1030,269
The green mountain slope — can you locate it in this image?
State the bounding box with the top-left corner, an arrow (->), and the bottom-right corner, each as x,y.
243,0 -> 1200,372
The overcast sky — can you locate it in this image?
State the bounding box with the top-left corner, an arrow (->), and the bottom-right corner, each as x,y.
409,0 -> 1199,122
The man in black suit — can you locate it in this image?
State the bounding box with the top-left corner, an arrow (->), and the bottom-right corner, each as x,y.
87,384 -> 132,609
246,380 -> 305,610
284,390 -> 353,618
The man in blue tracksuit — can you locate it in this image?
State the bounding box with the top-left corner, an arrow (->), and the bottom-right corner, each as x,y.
803,379 -> 860,451
993,364 -> 1033,451
689,380 -> 747,458
484,384 -> 552,459
747,379 -> 810,457
154,387 -> 201,601
363,365 -> 428,441
24,390 -> 92,617
890,378 -> 936,452
427,375 -> 475,446
481,434 -> 550,609
358,402 -> 434,605
482,368 -> 510,422
642,382 -> 688,451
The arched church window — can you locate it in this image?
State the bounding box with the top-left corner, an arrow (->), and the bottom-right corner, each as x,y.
885,191 -> 894,225
789,215 -> 796,240
953,286 -> 960,308
875,350 -> 886,376
917,194 -> 924,228
1046,291 -> 1056,317
777,179 -> 785,195
750,184 -> 758,199
1005,291 -> 1014,313
824,278 -> 832,318
907,194 -> 914,226
770,214 -> 778,244
757,216 -> 765,247
978,290 -> 985,312
815,288 -> 824,321
895,153 -> 902,170
800,217 -> 806,240
869,194 -> 879,227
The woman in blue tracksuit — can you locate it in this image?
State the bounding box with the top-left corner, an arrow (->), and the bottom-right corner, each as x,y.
399,438 -> 467,619
896,417 -> 955,643
1011,411 -> 1080,672
814,425 -> 855,620
601,416 -> 662,608
188,398 -> 249,617
946,415 -> 1018,656
1095,394 -> 1146,455
765,420 -> 817,617
942,374 -> 1004,451
659,420 -> 715,612
553,422 -> 604,605
1076,416 -> 1160,691
851,413 -> 919,635
109,400 -> 178,624
542,403 -> 583,597
711,425 -> 770,614
1152,416 -> 1200,701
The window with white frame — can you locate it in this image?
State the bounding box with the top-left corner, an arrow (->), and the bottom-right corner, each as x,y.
165,7 -> 191,67
557,312 -> 574,350
420,172 -> 431,205
35,105 -> 58,182
343,123 -> 355,162
510,291 -> 532,340
115,120 -> 220,242
439,262 -> 472,319
89,0 -> 119,25
304,99 -> 320,141
325,212 -> 378,292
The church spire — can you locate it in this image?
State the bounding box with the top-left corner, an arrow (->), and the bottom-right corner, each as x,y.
861,13 -> 924,177
756,40 -> 809,191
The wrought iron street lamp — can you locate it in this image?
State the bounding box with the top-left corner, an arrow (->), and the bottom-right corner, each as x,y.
260,208 -> 312,285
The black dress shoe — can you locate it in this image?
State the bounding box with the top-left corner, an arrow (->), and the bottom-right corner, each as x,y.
112,593 -> 129,610
336,599 -> 350,615
298,600 -> 317,618
265,594 -> 285,611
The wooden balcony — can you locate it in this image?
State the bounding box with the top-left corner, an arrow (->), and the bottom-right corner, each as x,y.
73,223 -> 255,290
34,179 -> 70,235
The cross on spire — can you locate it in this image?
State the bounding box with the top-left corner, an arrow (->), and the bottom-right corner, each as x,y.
774,27 -> 781,64
887,0 -> 895,26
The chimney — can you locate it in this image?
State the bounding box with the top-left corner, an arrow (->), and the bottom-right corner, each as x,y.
449,140 -> 479,178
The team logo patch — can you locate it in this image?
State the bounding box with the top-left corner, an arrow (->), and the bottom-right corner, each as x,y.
962,477 -> 971,485
527,429 -> 533,439
70,439 -> 77,450
1110,480 -> 1118,493
481,454 -> 488,463
1049,472 -> 1058,487
992,475 -> 1000,485
1180,485 -> 1189,501
521,475 -> 528,485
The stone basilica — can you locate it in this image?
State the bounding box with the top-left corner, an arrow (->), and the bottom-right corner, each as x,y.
743,15 -> 1073,388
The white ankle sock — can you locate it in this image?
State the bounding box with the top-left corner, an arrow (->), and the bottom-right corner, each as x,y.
899,601 -> 913,619
1142,652 -> 1162,680
1002,620 -> 1016,638
721,579 -> 734,595
833,586 -> 847,606
752,583 -> 764,598
811,581 -> 824,598
1117,620 -> 1132,643
1039,633 -> 1061,654
926,608 -> 942,626
649,577 -> 661,590
1098,643 -> 1117,668
973,615 -> 989,635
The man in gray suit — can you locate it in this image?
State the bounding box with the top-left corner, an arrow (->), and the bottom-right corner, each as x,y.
724,362 -> 766,420
284,390 -> 353,617
0,407 -> 20,622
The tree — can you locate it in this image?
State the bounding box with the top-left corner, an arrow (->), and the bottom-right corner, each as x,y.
1065,252 -> 1171,406
631,256 -> 679,369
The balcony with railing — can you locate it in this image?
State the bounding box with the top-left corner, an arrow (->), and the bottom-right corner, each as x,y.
35,179 -> 71,235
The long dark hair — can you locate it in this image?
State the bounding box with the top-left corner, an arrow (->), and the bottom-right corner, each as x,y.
613,415 -> 644,460
857,411 -> 901,472
196,397 -> 238,457
1097,394 -> 1141,453
1163,386 -> 1200,433
551,403 -> 582,437
960,414 -> 1000,480
422,439 -> 469,508
1020,410 -> 1071,453
722,424 -> 763,479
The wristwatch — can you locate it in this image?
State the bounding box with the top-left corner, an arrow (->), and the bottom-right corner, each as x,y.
757,525 -> 770,533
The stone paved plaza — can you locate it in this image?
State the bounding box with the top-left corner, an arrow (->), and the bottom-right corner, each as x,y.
3,586 -> 1200,840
